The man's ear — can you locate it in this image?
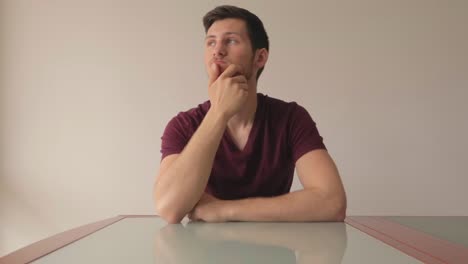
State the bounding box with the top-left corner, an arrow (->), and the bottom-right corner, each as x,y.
255,48 -> 269,69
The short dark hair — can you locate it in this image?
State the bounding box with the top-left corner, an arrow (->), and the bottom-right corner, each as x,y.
203,5 -> 269,80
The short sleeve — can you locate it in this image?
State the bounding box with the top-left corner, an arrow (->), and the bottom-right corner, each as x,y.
289,104 -> 327,163
160,115 -> 191,161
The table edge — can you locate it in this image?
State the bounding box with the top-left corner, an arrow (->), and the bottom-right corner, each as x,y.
0,215 -> 127,264
3,215 -> 467,264
345,216 -> 468,264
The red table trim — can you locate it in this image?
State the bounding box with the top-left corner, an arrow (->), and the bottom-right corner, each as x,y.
0,216 -> 125,264
3,215 -> 467,264
345,216 -> 468,264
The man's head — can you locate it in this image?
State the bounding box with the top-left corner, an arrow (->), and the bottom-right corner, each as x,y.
203,5 -> 269,82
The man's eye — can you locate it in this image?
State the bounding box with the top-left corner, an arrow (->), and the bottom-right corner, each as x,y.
207,41 -> 215,47
227,39 -> 237,44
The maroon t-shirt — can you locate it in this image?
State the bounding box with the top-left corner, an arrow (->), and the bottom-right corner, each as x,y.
160,93 -> 326,200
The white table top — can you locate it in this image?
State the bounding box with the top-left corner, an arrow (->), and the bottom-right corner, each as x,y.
31,217 -> 418,264
3,216 -> 467,264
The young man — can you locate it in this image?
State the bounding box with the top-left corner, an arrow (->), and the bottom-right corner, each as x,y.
153,5 -> 347,223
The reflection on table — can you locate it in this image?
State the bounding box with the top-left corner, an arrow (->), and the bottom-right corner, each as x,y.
154,221 -> 348,264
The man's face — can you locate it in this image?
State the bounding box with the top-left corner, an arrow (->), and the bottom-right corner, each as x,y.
204,18 -> 256,81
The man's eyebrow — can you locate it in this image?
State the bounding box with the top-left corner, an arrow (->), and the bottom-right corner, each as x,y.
205,32 -> 241,40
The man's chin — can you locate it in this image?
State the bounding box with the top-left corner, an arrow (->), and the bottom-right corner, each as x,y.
219,65 -> 228,74
215,63 -> 252,79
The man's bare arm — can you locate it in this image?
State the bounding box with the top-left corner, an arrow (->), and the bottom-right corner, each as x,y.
190,149 -> 346,222
227,149 -> 346,221
154,109 -> 228,223
225,188 -> 345,222
154,64 -> 248,223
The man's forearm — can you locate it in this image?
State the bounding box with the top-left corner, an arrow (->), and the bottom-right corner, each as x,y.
225,188 -> 346,222
155,109 -> 227,223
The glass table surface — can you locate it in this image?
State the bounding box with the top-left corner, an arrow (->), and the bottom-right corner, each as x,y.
385,216 -> 468,248
31,217 -> 421,264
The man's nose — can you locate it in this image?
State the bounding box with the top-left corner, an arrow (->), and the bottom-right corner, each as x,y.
213,43 -> 227,57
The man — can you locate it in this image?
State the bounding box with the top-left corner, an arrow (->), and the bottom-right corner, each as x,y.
153,5 -> 347,223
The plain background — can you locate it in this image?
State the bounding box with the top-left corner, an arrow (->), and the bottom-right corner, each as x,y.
1,0 -> 467,256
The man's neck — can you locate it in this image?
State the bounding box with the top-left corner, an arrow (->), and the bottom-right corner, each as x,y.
227,80 -> 258,131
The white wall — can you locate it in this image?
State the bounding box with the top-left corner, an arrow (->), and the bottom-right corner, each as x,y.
1,0 -> 467,256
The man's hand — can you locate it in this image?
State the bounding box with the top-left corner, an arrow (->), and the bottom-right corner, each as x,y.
188,192 -> 231,222
208,63 -> 248,120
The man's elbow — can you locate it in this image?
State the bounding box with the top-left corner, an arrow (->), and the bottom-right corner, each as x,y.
334,207 -> 347,222
156,201 -> 186,224
154,190 -> 187,224
333,197 -> 347,222
160,213 -> 184,224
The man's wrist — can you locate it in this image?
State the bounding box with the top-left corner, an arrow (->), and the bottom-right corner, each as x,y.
207,108 -> 229,127
222,200 -> 237,221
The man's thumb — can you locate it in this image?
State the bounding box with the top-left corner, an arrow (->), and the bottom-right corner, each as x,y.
208,63 -> 220,86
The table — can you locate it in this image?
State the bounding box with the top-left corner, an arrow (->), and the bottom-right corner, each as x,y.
1,216 -> 467,264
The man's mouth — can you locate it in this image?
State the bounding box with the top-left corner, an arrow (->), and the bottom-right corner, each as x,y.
212,60 -> 244,76
213,60 -> 227,66
213,60 -> 228,73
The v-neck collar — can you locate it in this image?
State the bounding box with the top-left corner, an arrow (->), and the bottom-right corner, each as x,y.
224,93 -> 264,155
